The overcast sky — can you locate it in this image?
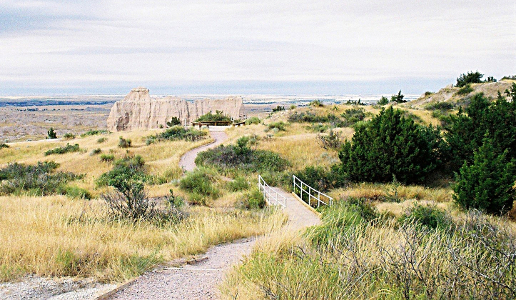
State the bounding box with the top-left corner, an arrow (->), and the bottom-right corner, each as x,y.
0,0 -> 514,95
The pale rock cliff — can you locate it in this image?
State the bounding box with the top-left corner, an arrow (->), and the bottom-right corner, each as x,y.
107,88 -> 245,131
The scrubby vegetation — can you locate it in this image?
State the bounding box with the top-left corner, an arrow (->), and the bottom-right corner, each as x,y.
267,121 -> 287,131
339,107 -> 443,184
0,143 -> 9,149
196,110 -> 232,122
166,116 -> 181,127
0,161 -> 83,196
456,71 -> 485,87
225,203 -> 516,299
245,116 -> 261,125
80,129 -> 110,137
179,168 -> 220,205
317,129 -> 343,150
47,127 -> 57,139
63,133 -> 75,140
118,136 -> 132,148
272,106 -> 285,112
146,126 -> 207,144
196,136 -> 289,174
294,165 -> 346,192
100,153 -> 115,162
453,139 -> 516,215
44,143 -> 81,156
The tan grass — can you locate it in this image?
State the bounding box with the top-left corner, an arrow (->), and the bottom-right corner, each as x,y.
0,195 -> 286,282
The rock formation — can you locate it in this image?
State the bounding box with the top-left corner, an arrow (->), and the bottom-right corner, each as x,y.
107,87 -> 245,131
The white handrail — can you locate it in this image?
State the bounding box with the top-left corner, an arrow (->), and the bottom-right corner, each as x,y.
258,175 -> 286,208
293,175 -> 333,208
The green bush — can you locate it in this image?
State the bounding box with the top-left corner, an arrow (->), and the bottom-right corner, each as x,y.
226,177 -> 250,192
425,102 -> 454,110
81,130 -> 110,137
310,100 -> 324,107
242,188 -> 265,209
146,126 -> 207,144
100,154 -> 114,162
196,138 -> 289,174
166,116 -> 181,127
457,84 -> 473,95
272,106 -> 285,112
245,117 -> 261,125
339,107 -> 443,184
47,127 -> 57,139
378,96 -> 389,105
45,143 -> 81,156
0,162 -> 82,196
445,90 -> 516,172
97,137 -> 107,143
390,90 -> 406,103
267,121 -> 287,131
97,155 -> 147,194
118,137 -> 131,148
63,133 -> 75,140
179,168 -> 219,205
59,185 -> 91,199
453,138 -> 516,215
399,204 -> 452,230
0,143 -> 9,149
456,71 -> 484,87
294,165 -> 347,193
90,148 -> 102,156
196,110 -> 231,122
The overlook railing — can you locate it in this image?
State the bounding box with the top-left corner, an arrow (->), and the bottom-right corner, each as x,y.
293,175 -> 333,208
258,175 -> 286,208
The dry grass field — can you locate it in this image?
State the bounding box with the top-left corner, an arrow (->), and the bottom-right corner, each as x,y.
1,100 -> 514,299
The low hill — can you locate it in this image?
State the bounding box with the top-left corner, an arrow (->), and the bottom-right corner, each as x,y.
407,79 -> 516,109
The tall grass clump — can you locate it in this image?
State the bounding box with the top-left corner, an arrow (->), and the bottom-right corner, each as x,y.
224,204 -> 516,299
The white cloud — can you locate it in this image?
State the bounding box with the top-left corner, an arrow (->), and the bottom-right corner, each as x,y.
0,0 -> 514,93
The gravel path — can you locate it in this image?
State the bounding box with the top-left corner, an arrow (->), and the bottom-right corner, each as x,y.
0,275 -> 116,300
180,131 -> 228,172
104,129 -> 321,300
109,238 -> 256,300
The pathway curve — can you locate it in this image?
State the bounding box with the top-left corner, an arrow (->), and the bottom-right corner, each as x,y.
104,130 -> 321,300
180,130 -> 228,172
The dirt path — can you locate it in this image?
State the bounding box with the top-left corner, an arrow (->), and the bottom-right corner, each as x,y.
105,130 -> 321,300
179,131 -> 228,172
109,238 -> 256,300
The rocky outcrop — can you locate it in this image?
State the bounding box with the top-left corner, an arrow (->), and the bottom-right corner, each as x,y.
107,87 -> 245,131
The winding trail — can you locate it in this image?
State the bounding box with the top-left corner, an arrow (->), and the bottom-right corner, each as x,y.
180,130 -> 228,172
105,129 -> 320,300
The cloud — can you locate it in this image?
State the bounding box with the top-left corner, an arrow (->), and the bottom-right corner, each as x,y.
0,0 -> 514,94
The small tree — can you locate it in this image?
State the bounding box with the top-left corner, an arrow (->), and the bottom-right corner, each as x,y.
339,107 -> 442,184
391,90 -> 406,103
47,127 -> 57,139
378,96 -> 389,105
166,117 -> 181,127
453,138 -> 516,215
456,71 -> 484,87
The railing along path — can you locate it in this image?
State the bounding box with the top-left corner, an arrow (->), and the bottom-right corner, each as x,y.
292,175 -> 333,208
258,175 -> 287,208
